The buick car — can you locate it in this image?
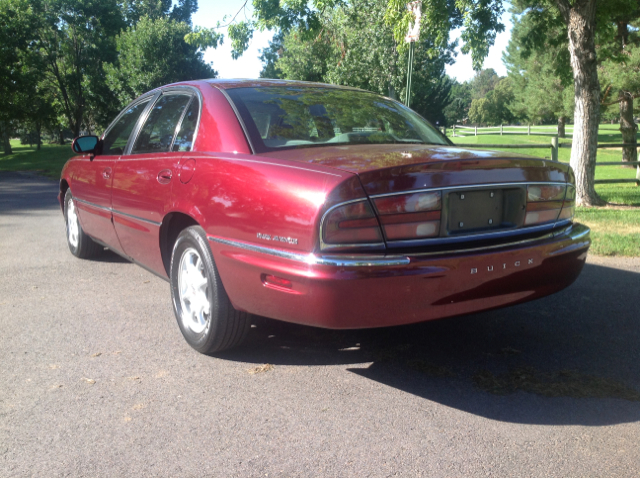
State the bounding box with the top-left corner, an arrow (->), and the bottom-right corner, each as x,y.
59,79 -> 591,354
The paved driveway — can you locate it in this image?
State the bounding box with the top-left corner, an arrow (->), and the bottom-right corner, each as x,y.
1,171 -> 640,476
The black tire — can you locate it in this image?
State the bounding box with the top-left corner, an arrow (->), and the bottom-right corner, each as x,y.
170,226 -> 250,354
64,189 -> 103,259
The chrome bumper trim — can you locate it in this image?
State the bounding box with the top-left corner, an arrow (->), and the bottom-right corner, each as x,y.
209,224 -> 587,267
208,236 -> 411,267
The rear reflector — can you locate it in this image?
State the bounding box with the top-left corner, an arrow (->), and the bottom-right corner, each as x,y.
323,200 -> 383,245
262,274 -> 292,289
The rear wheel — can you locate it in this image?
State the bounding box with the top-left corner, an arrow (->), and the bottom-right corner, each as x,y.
64,189 -> 103,259
170,226 -> 250,354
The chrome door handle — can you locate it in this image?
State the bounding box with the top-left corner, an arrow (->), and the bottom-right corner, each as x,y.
102,167 -> 112,179
157,169 -> 172,184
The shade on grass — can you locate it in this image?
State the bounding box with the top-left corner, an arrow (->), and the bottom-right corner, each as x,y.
0,140 -> 74,179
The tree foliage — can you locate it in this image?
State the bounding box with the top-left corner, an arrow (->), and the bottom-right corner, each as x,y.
105,15 -> 215,107
504,16 -> 573,126
0,0 -> 41,153
0,0 -> 219,143
468,77 -> 515,125
34,0 -> 127,137
225,0 -> 505,73
259,30 -> 284,78
442,81 -> 472,126
264,0 -> 454,124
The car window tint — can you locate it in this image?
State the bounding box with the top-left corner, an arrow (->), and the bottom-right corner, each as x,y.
102,100 -> 150,155
173,99 -> 199,152
132,94 -> 191,154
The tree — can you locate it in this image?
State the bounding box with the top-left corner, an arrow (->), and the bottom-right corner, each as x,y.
122,0 -> 198,26
443,81 -> 472,126
470,68 -> 501,99
0,0 -> 40,154
467,78 -> 515,125
504,16 -> 573,136
32,0 -> 127,139
601,43 -> 640,165
259,30 -> 284,78
105,15 -> 216,107
509,0 -> 640,204
468,98 -> 491,125
269,0 -> 455,124
276,28 -> 333,83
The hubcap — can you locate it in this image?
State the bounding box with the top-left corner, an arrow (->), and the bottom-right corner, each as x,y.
178,247 -> 210,334
67,198 -> 79,248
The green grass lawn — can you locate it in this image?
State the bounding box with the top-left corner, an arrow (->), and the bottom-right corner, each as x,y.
0,140 -> 74,179
574,207 -> 640,256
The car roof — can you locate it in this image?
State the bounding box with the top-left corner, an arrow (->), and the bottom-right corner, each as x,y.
202,78 -> 369,93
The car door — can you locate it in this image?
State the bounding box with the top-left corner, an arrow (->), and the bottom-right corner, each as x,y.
111,89 -> 197,276
71,96 -> 154,250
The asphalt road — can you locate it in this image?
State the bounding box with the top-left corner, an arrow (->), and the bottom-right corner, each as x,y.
2,171 -> 640,477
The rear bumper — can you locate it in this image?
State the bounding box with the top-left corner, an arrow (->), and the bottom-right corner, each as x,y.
210,223 -> 590,329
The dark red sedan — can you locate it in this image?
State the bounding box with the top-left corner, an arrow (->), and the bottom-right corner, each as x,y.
60,79 -> 590,354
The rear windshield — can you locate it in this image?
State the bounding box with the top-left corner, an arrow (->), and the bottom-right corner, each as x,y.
225,86 -> 449,153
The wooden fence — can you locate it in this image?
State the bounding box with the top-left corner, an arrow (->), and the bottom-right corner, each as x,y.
450,124 -> 566,137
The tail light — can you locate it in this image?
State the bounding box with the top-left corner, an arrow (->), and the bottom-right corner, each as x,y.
524,184 -> 574,226
373,191 -> 442,240
322,200 -> 383,246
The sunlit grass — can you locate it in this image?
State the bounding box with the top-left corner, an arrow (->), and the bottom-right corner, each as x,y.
575,208 -> 640,256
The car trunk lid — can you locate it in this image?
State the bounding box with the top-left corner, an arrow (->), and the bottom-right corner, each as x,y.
260,143 -> 570,196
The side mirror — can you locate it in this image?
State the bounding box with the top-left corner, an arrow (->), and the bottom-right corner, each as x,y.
72,135 -> 99,154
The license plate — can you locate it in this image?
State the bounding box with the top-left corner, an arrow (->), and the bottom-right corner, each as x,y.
447,189 -> 504,234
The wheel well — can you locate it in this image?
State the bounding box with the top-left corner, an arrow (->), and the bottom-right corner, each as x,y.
160,212 -> 199,276
59,180 -> 69,211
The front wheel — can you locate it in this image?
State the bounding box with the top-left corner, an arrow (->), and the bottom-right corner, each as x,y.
170,226 -> 250,354
64,189 -> 103,259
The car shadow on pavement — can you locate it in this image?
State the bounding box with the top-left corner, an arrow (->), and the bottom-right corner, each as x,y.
222,262 -> 640,426
93,249 -> 131,263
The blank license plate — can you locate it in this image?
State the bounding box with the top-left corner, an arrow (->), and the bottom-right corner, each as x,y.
447,189 -> 504,234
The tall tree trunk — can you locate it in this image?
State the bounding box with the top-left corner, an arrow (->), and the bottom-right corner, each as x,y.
1,122 -> 13,155
558,0 -> 604,206
619,91 -> 637,166
558,116 -> 566,138
36,121 -> 42,151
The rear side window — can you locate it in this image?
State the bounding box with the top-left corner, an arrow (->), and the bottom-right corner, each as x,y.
132,94 -> 191,154
102,100 -> 150,155
173,99 -> 199,152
